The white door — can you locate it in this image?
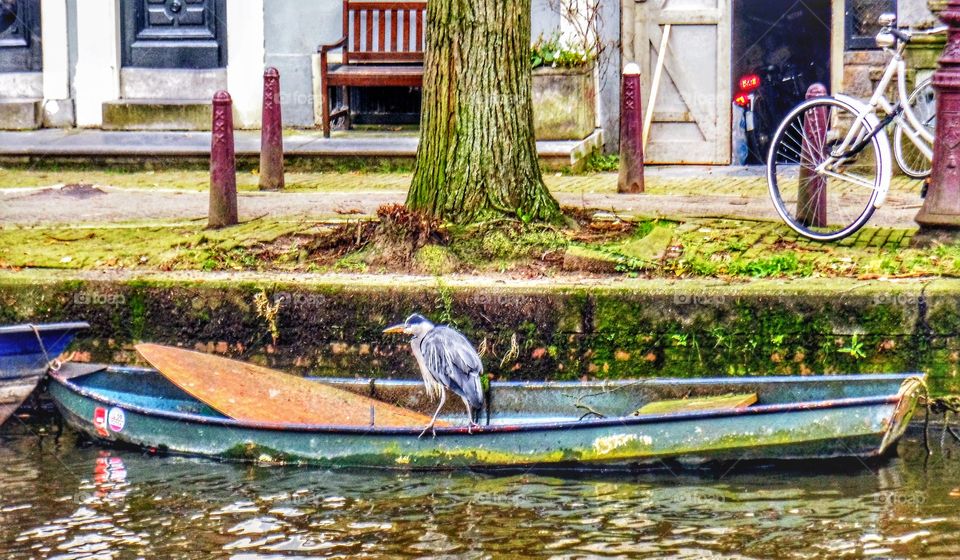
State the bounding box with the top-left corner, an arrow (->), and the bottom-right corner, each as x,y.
622,0 -> 731,164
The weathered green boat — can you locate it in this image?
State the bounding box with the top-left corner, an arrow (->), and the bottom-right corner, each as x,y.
48,363 -> 924,470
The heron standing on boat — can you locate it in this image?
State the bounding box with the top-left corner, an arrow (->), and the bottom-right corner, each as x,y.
383,314 -> 484,437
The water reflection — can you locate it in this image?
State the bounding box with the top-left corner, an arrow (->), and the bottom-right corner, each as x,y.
0,416 -> 959,558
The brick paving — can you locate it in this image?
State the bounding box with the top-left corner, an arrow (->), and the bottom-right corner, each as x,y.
0,166 -> 926,256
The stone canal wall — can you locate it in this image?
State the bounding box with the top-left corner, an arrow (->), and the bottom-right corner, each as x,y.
2,273 -> 959,394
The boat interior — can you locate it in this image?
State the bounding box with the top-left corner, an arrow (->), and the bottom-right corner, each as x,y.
58,364 -> 914,427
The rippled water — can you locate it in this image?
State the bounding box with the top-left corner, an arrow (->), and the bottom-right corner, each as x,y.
2,414 -> 960,559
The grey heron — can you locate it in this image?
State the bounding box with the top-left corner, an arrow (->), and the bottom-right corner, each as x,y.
383,314 -> 484,437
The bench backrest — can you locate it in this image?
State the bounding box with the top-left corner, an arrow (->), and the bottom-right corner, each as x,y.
343,1 -> 427,65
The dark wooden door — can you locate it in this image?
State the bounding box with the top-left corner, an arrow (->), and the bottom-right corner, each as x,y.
121,0 -> 226,68
0,0 -> 42,73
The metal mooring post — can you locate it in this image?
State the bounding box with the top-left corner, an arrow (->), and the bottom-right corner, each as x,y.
209,91 -> 238,228
916,0 -> 960,241
618,63 -> 644,194
259,67 -> 285,191
798,83 -> 828,227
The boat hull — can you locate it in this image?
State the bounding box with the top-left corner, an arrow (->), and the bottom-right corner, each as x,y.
0,322 -> 88,425
48,366 -> 923,470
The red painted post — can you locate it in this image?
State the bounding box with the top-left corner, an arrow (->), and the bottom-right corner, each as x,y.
209,91 -> 238,228
916,0 -> 960,237
259,67 -> 285,191
798,83 -> 828,227
618,63 -> 644,193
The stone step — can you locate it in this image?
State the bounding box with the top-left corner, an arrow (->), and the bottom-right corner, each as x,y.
102,99 -> 212,131
0,98 -> 41,130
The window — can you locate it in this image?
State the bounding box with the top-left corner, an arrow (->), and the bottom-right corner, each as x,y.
846,0 -> 897,50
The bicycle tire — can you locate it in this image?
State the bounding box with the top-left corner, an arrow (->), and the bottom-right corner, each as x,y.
893,78 -> 935,179
767,96 -> 885,241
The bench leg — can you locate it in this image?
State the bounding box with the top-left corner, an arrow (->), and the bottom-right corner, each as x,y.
321,85 -> 331,138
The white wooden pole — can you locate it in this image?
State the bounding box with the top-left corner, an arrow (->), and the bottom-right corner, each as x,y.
642,23 -> 671,150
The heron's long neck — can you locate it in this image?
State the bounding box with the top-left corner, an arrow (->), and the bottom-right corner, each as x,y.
411,333 -> 442,399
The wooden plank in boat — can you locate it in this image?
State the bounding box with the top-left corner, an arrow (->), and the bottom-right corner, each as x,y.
635,393 -> 758,416
135,344 -> 442,428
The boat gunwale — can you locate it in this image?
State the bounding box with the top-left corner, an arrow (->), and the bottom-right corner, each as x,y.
0,322 -> 90,336
49,366 -> 913,436
312,372 -> 920,389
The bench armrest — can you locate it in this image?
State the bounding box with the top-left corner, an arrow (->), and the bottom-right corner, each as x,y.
318,36 -> 347,56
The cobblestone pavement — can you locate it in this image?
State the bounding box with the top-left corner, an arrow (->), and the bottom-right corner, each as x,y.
0,169 -> 926,243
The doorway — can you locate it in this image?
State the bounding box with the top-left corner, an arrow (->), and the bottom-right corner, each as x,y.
732,0 -> 832,164
120,0 -> 227,69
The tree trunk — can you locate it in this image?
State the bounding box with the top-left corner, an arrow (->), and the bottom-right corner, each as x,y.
407,0 -> 562,224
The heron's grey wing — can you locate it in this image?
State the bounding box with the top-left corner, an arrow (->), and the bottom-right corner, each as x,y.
419,327 -> 484,409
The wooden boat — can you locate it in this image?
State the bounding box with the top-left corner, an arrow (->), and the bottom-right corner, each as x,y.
48,364 -> 923,470
0,322 -> 89,424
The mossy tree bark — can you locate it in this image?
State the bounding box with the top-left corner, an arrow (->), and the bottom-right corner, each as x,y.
407,0 -> 563,224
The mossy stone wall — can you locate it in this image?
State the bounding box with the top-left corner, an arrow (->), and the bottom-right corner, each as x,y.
2,275 -> 958,394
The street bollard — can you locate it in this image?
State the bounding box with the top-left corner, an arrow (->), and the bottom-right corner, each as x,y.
209,91 -> 238,228
916,0 -> 960,236
259,67 -> 285,191
618,63 -> 644,194
798,83 -> 828,227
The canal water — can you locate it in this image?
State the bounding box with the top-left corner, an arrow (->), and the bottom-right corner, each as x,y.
1,416 -> 959,559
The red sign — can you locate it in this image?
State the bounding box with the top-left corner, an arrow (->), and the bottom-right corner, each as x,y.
93,407 -> 109,437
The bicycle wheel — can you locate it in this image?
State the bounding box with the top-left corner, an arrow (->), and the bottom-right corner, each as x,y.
767,96 -> 884,241
893,78 -> 936,179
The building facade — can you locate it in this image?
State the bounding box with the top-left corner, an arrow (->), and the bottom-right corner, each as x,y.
0,0 -> 944,164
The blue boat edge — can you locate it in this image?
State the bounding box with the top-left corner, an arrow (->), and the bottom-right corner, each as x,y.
0,321 -> 90,425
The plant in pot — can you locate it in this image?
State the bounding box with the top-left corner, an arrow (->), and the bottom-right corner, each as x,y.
530,28 -> 599,141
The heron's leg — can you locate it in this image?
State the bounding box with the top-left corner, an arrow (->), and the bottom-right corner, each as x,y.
419,390 -> 446,439
462,397 -> 479,434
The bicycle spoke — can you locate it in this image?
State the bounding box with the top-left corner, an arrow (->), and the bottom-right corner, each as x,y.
820,170 -> 879,191
767,97 -> 882,241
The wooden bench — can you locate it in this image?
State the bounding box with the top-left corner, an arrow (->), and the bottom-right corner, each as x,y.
318,1 -> 427,137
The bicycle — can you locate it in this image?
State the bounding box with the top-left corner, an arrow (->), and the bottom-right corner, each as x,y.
765,14 -> 946,241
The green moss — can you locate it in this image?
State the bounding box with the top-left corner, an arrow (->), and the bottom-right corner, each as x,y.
127,290 -> 148,341
102,102 -> 211,130
334,249 -> 370,272
414,244 -> 459,275
1,271 -> 958,392
728,252 -> 812,278
448,226 -> 567,267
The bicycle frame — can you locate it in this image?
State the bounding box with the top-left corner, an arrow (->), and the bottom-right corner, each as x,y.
817,35 -> 933,183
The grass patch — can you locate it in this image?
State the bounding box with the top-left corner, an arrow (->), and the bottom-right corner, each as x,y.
0,199 -> 948,281
728,252 -> 813,278
583,153 -> 619,173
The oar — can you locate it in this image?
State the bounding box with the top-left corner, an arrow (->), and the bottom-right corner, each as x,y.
135,343 -> 444,428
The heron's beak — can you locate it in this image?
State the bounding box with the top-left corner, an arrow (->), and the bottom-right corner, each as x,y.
382,324 -> 406,334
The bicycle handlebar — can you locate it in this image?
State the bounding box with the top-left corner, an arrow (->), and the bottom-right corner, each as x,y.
911,25 -> 948,36
880,25 -> 945,47
889,27 -> 912,43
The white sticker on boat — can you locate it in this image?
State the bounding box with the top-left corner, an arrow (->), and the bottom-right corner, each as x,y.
107,407 -> 126,432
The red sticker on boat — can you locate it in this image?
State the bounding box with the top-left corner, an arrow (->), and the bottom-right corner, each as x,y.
93,407 -> 108,437
107,407 -> 125,432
